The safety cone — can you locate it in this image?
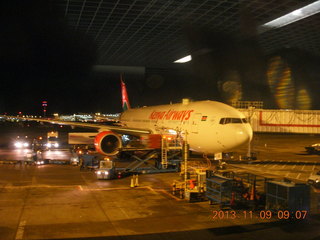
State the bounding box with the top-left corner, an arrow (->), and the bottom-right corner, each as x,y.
130,176 -> 135,188
189,179 -> 195,189
135,174 -> 139,187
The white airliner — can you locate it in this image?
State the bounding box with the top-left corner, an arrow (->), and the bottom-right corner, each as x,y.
13,79 -> 253,156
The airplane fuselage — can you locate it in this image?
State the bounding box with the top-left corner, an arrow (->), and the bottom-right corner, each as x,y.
120,100 -> 253,154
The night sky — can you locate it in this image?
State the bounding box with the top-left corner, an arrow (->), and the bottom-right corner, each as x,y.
0,1 -> 200,115
1,1 -> 320,115
0,0 -> 98,115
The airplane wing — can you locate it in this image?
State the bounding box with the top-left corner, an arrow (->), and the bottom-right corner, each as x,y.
3,116 -> 151,136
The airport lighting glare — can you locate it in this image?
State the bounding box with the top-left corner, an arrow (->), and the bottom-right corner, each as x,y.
14,142 -> 22,148
259,1 -> 320,32
174,55 -> 192,63
175,1 -> 320,63
168,129 -> 177,134
14,142 -> 29,148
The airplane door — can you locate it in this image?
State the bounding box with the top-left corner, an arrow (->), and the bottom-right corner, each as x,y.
191,113 -> 202,134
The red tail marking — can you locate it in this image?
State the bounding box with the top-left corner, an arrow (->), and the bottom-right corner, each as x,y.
120,75 -> 131,111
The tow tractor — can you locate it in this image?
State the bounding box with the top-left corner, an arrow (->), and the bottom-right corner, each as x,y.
95,158 -> 116,180
25,150 -> 48,165
45,131 -> 60,149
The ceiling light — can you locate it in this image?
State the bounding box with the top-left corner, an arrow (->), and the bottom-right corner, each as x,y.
174,55 -> 192,63
259,0 -> 320,33
292,9 -> 302,16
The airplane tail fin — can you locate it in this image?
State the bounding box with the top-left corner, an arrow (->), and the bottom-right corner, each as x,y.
120,74 -> 131,111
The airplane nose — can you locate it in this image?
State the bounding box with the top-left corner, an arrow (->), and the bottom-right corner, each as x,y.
235,125 -> 253,145
217,124 -> 253,152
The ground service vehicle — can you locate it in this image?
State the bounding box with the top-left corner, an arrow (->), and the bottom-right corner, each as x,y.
308,170 -> 320,186
305,143 -> 320,154
95,159 -> 115,180
46,131 -> 60,149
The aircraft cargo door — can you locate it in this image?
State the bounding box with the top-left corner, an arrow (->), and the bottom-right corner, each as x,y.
191,113 -> 202,134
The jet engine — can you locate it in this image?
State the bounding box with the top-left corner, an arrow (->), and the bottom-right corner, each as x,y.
94,131 -> 122,155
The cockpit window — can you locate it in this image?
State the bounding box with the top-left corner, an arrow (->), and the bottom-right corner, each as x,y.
219,118 -> 248,124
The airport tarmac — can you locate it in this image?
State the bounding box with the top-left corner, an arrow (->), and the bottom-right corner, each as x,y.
1,165 -> 320,240
0,149 -> 71,162
0,133 -> 320,239
233,133 -> 320,183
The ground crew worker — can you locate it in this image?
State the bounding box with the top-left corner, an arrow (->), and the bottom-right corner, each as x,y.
79,156 -> 84,170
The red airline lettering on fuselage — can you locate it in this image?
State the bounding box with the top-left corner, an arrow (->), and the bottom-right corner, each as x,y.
149,111 -> 166,120
149,109 -> 194,122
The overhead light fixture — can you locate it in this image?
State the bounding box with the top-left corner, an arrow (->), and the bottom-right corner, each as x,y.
174,55 -> 192,63
259,0 -> 320,33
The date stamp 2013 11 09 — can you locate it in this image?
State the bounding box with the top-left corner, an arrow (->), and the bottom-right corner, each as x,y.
212,210 -> 308,220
